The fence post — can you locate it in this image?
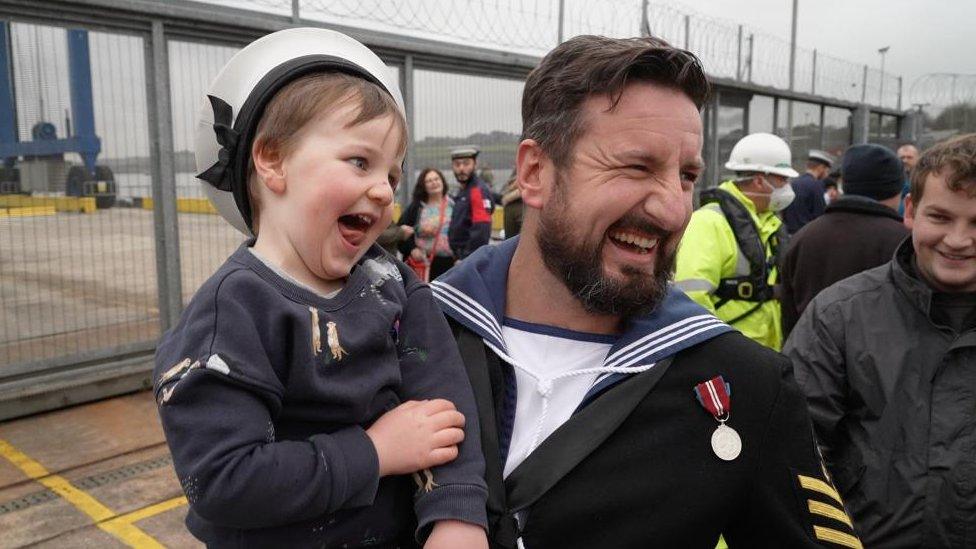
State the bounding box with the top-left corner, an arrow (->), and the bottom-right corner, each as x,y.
684,14 -> 690,49
146,20 -> 182,331
897,76 -> 903,111
557,0 -> 565,43
861,64 -> 868,103
852,105 -> 870,144
818,103 -> 826,149
401,54 -> 416,207
811,48 -> 817,94
747,33 -> 753,83
291,0 -> 300,24
736,25 -> 742,80
640,0 -> 650,37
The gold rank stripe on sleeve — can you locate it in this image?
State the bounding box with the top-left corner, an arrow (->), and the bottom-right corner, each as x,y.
807,499 -> 854,529
798,474 -> 844,506
813,525 -> 864,549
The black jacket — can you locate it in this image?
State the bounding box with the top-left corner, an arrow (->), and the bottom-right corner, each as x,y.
453,323 -> 860,549
154,244 -> 487,547
785,240 -> 976,548
783,173 -> 827,235
448,175 -> 494,259
780,195 -> 909,337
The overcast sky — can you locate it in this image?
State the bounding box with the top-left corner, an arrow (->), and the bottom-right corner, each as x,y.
679,0 -> 975,103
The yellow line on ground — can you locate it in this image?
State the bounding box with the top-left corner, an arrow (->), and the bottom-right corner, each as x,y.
110,495 -> 188,524
0,438 -> 168,548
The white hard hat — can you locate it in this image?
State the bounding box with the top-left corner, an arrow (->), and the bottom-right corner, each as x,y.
724,132 -> 799,178
195,27 -> 404,235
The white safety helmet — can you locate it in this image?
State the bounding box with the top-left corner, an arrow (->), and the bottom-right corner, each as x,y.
195,27 -> 404,235
724,132 -> 799,179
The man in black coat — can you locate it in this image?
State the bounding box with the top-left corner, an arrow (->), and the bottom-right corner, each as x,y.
780,144 -> 909,337
783,150 -> 834,234
431,35 -> 860,549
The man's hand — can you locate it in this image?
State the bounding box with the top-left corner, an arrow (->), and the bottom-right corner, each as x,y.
366,400 -> 465,477
410,247 -> 426,262
424,520 -> 488,549
400,225 -> 415,238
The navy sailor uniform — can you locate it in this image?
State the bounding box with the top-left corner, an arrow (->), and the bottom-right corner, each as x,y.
432,236 -> 861,549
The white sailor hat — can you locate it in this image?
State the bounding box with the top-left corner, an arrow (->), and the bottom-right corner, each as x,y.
450,145 -> 480,160
807,149 -> 834,168
194,27 -> 404,235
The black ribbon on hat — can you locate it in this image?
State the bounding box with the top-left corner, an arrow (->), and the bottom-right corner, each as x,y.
197,95 -> 239,191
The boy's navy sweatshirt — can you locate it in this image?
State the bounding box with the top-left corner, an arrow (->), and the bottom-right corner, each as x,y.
153,242 -> 487,547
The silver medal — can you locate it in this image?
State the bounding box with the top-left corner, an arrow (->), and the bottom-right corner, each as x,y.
711,423 -> 742,461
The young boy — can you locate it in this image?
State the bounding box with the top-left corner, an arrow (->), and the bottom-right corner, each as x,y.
153,28 -> 487,548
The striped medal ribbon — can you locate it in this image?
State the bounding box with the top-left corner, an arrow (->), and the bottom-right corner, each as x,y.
693,375 -> 741,461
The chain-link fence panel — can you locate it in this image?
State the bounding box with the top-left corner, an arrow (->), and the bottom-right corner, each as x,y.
411,69 -> 523,198
909,73 -> 976,150
198,0 -> 902,111
167,39 -> 244,306
0,23 -> 156,369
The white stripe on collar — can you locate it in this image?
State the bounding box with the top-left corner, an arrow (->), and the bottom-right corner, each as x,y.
594,317 -> 727,384
431,281 -> 505,345
605,315 -> 724,369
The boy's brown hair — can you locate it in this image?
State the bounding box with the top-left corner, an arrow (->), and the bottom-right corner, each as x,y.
247,72 -> 407,233
910,133 -> 976,206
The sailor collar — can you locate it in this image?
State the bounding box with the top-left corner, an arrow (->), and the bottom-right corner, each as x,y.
432,237 -> 734,407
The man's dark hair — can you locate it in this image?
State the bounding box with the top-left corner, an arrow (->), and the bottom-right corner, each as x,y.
521,34 -> 709,169
911,133 -> 976,205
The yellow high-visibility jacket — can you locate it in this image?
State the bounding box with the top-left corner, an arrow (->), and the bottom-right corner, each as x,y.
675,181 -> 784,350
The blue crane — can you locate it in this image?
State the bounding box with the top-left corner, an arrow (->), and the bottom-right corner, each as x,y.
0,23 -> 115,208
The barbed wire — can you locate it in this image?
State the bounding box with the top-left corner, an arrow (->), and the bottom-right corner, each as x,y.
910,73 -> 976,108
200,0 -> 903,109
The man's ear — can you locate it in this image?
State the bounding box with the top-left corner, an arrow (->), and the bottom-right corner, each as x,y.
251,138 -> 286,195
516,139 -> 549,209
904,193 -> 915,230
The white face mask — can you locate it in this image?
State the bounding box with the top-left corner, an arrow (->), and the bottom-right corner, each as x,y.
744,176 -> 796,212
765,177 -> 795,212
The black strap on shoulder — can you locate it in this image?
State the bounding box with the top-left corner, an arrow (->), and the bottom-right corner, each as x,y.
452,321 -> 519,549
504,357 -> 675,515
700,187 -> 775,304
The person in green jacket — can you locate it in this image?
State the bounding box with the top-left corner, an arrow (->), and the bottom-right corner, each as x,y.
675,133 -> 798,350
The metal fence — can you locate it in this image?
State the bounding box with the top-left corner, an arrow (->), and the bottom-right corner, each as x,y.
207,0 -> 904,110
908,73 -> 976,149
0,0 -> 907,419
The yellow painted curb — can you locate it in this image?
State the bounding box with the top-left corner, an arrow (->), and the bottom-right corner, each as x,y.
140,196 -> 218,215
0,195 -> 95,213
0,205 -> 57,218
492,206 -> 504,232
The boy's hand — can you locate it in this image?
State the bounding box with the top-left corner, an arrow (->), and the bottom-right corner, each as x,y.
424,520 -> 488,549
366,400 -> 465,477
410,247 -> 425,261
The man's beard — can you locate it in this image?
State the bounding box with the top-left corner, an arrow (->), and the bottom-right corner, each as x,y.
536,185 -> 675,319
454,170 -> 471,183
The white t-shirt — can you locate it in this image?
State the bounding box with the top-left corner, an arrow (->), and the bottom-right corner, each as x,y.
501,318 -> 616,478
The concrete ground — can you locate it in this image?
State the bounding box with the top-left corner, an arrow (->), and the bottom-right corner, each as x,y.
0,390 -> 200,548
0,208 -> 241,366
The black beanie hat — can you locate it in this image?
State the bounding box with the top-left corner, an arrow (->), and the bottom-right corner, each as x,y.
841,144 -> 905,200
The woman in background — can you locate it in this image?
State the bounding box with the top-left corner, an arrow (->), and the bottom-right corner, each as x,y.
399,167 -> 455,281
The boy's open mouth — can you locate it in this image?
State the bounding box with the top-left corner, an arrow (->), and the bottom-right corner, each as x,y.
337,213 -> 376,246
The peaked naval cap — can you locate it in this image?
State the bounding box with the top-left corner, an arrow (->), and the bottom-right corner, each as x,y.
194,27 -> 405,235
